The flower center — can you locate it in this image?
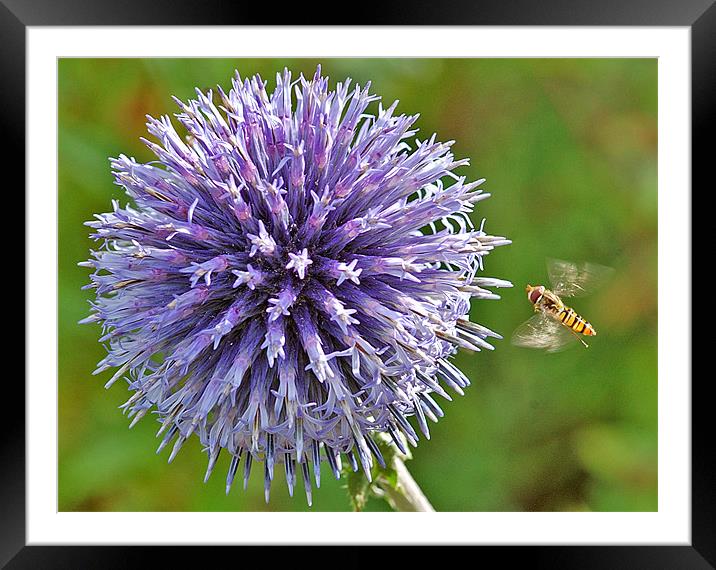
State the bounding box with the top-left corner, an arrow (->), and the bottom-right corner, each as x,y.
285,248 -> 313,280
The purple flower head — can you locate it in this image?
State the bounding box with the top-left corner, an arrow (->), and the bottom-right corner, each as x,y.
81,67 -> 511,505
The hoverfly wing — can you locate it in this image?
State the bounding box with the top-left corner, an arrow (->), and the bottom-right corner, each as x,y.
547,258 -> 614,298
511,312 -> 577,352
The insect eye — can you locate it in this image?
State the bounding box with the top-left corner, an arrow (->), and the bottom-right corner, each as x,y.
528,288 -> 542,303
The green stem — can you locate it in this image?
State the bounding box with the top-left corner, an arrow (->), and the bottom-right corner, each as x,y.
376,454 -> 435,512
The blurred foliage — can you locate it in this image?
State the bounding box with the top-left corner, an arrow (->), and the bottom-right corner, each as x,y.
58,58 -> 657,512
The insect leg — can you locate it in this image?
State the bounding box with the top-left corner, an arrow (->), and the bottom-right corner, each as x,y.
568,328 -> 588,348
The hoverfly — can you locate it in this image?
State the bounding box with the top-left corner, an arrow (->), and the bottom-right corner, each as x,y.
511,259 -> 613,352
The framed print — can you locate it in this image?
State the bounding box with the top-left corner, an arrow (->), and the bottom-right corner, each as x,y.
5,0 -> 709,566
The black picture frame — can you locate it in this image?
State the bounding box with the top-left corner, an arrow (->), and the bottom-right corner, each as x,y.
5,0 -> 707,566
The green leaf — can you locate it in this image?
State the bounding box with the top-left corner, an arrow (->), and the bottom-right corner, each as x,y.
342,433 -> 413,510
344,468 -> 371,512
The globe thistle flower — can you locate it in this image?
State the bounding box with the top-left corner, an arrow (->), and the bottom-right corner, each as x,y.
81,67 -> 511,505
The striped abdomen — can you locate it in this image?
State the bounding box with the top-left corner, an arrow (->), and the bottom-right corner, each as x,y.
555,306 -> 596,336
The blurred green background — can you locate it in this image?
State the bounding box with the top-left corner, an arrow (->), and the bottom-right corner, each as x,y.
58,58 -> 657,512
